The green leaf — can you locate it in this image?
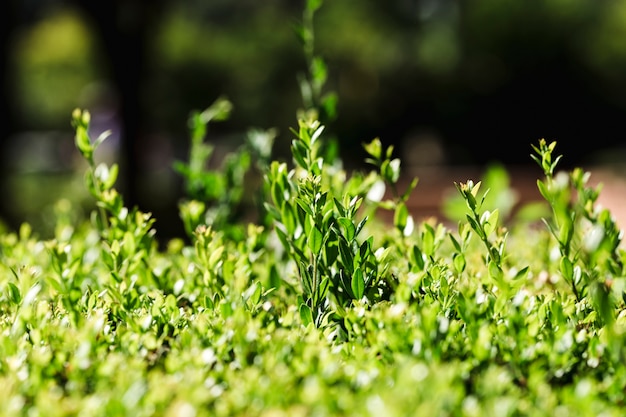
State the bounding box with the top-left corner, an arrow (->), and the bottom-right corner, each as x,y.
514,266 -> 529,281
536,179 -> 550,201
401,177 -> 419,202
338,237 -> 354,275
323,229 -> 339,265
466,215 -> 482,237
299,303 -> 314,326
411,244 -> 425,271
310,124 -> 325,146
244,281 -> 262,307
560,257 -> 574,281
271,181 -> 286,207
208,246 -> 224,268
363,138 -> 382,161
482,209 -> 499,237
359,238 -> 372,260
387,158 -> 401,184
292,139 -> 309,169
488,261 -> 504,287
394,202 -> 409,232
307,0 -> 323,12
281,203 -> 297,236
318,277 -> 330,303
299,263 -> 313,296
7,282 -> 21,304
338,217 -> 356,241
103,163 -> 119,190
355,217 -> 368,238
453,253 -> 466,274
590,281 -> 614,326
321,92 -> 338,120
46,276 -> 65,294
73,115 -> 93,160
308,225 -> 323,253
422,223 -> 435,257
199,96 -> 233,123
351,268 -> 365,300
449,234 -> 462,253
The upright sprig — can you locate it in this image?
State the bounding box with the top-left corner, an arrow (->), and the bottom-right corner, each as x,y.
71,109 -> 157,287
531,140 -> 575,259
175,97 -> 276,239
264,0 -> 405,330
363,138 -> 418,238
294,0 -> 338,124
266,115 -> 395,332
455,180 -> 510,291
72,108 -> 157,246
72,109 -> 119,231
532,139 -> 624,325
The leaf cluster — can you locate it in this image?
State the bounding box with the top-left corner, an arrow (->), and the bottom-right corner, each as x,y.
2,3 -> 626,416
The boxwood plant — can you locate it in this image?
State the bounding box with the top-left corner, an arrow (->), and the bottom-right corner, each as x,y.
2,1 -> 626,416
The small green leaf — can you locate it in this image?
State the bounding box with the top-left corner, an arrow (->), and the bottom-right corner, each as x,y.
536,179 -> 550,201
488,261 -> 504,286
338,217 -> 356,241
244,281 -> 262,307
104,163 -> 119,190
208,246 -> 224,268
559,258 -> 574,287
401,177 -> 419,202
453,253 -> 466,274
338,237 -> 354,274
7,282 -> 21,304
422,223 -> 435,257
514,266 -> 529,281
299,303 -> 313,326
351,268 -> 365,300
363,138 -> 382,161
317,277 -> 330,305
355,217 -> 368,238
299,263 -> 313,296
281,203 -> 297,236
466,215 -> 482,237
394,202 -> 409,232
411,244 -> 425,271
310,124 -> 325,146
307,0 -> 323,12
321,92 -> 338,120
387,158 -> 401,184
292,139 -> 309,169
482,209 -> 499,237
308,225 -> 323,253
199,96 -> 233,123
449,234 -> 462,253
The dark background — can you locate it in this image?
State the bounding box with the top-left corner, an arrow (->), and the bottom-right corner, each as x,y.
1,0 -> 626,238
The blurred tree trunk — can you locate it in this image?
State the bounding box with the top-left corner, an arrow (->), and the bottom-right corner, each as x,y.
78,0 -> 164,210
0,1 -> 18,229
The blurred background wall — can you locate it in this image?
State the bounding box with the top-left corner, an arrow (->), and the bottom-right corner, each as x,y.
1,0 -> 626,238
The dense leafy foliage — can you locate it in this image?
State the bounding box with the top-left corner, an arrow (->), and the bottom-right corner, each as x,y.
3,2 -> 626,416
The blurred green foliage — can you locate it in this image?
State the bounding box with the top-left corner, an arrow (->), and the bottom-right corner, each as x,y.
10,0 -> 626,163
12,8 -> 101,128
6,0 -> 626,236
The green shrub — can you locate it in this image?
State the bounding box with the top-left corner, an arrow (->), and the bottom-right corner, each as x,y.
2,1 -> 626,415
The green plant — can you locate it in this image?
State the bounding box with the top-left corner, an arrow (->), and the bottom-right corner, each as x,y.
294,0 -> 338,124
264,115 -> 387,330
532,139 -> 625,325
6,2 -> 626,416
174,96 -> 276,240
